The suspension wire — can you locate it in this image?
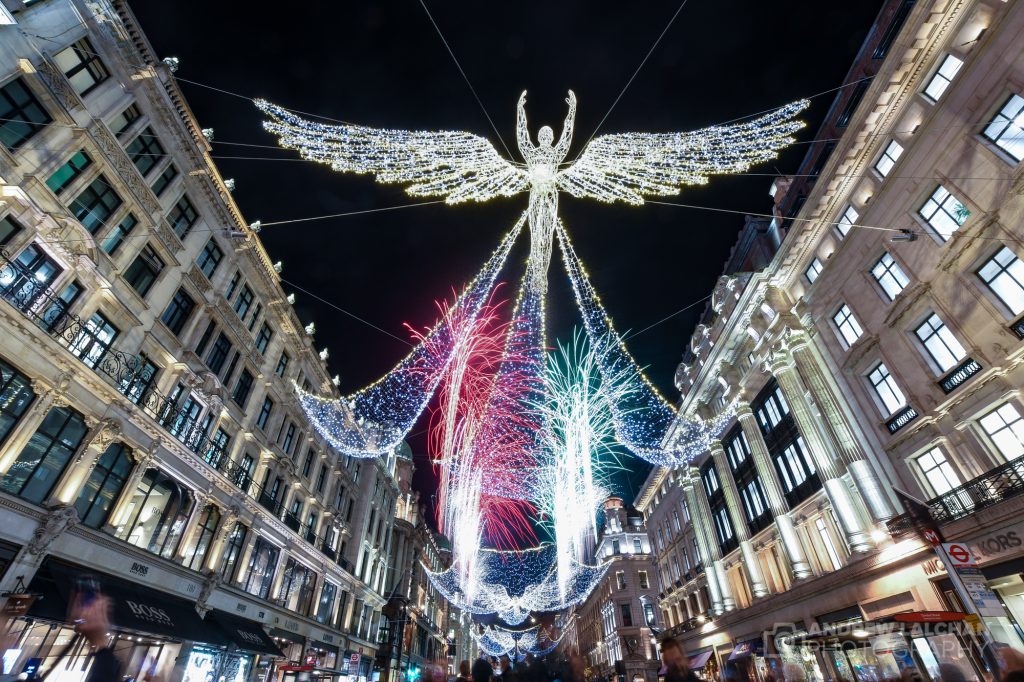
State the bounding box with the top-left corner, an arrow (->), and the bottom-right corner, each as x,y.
279,277 -> 414,347
415,0 -> 513,159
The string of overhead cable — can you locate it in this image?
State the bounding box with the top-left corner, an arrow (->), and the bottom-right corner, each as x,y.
415,0 -> 513,159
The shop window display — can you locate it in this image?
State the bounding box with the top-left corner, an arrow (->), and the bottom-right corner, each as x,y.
113,468 -> 194,559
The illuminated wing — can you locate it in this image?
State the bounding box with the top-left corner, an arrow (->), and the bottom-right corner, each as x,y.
557,99 -> 809,204
257,100 -> 529,204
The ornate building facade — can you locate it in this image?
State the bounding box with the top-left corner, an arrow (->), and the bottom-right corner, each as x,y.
639,0 -> 1024,680
0,1 -> 423,681
573,498 -> 661,682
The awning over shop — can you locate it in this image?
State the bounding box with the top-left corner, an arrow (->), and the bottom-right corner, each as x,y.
689,651 -> 713,669
270,627 -> 306,645
41,560 -> 228,645
205,610 -> 284,657
728,638 -> 764,660
307,639 -> 340,655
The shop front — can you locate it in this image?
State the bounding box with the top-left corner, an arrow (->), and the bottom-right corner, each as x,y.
270,628 -> 307,682
10,559 -> 231,682
203,610 -> 285,682
727,637 -> 766,682
685,649 -> 715,681
302,638 -> 343,682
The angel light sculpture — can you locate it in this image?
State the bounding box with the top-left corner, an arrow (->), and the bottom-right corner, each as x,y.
256,93 -> 807,468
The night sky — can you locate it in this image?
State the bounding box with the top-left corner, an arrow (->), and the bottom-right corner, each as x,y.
131,0 -> 884,518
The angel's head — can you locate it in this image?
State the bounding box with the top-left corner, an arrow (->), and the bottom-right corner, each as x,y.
538,125 -> 554,147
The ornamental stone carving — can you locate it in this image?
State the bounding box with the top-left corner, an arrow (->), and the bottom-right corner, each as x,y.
27,505 -> 79,555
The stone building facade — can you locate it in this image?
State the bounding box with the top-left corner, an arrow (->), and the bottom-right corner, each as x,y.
638,0 -> 1024,681
0,1 -> 424,681
573,498 -> 661,682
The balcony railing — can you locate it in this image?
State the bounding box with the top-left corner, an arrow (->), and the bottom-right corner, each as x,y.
0,249 -> 365,583
938,358 -> 982,394
886,455 -> 1024,532
886,405 -> 919,434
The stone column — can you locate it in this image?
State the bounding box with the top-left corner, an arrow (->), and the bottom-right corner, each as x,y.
786,329 -> 896,523
681,467 -> 734,613
770,349 -> 873,553
709,441 -> 769,598
103,445 -> 157,534
48,417 -> 122,506
735,404 -> 813,580
270,547 -> 292,602
0,505 -> 79,594
204,505 -> 241,572
175,495 -> 212,561
0,378 -> 67,475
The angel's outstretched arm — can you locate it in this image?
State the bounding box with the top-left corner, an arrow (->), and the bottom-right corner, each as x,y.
516,91 -> 533,157
554,90 -> 577,160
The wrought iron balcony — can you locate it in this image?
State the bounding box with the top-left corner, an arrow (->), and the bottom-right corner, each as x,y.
886,405 -> 919,434
938,357 -> 982,394
282,512 -> 302,533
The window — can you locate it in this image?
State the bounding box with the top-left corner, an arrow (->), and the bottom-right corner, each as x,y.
0,215 -> 22,245
836,79 -> 871,128
713,507 -> 734,545
978,247 -> 1024,315
219,522 -> 248,581
0,359 -> 35,446
70,175 -> 122,234
195,239 -> 224,279
979,403 -> 1024,461
874,139 -> 904,177
672,509 -> 681,532
612,539 -> 621,555
833,304 -> 864,347
243,538 -> 280,599
619,602 -> 633,627
282,422 -> 297,453
38,280 -> 81,333
725,430 -> 751,469
837,205 -> 858,238
70,312 -> 118,369
775,438 -> 817,493
316,464 -> 328,493
46,151 -> 92,194
914,313 -> 966,373
924,54 -> 963,101
302,449 -> 315,478
276,352 -> 290,377
256,396 -> 274,430
53,38 -> 109,96
871,252 -> 910,301
233,285 -> 254,320
983,94 -> 1024,162
74,441 -> 132,529
150,164 -> 178,196
919,185 -> 970,241
616,571 -> 626,590
815,518 -> 843,570
100,213 -> 137,255
873,0 -> 914,59
225,271 -> 241,301
232,369 -> 255,408
916,448 -> 962,496
0,406 -> 87,504
643,601 -> 657,626
740,479 -> 768,522
169,195 -> 199,239
161,288 -> 195,335
120,355 -> 158,406
755,383 -> 790,432
702,467 -> 719,497
185,505 -> 221,570
125,127 -> 164,177
0,78 -> 51,150
108,103 -> 140,137
633,538 -> 643,554
805,258 -> 823,284
2,244 -> 62,312
639,571 -> 649,589
247,302 -> 262,333
206,333 -> 232,374
317,582 -> 337,625
123,244 -> 165,297
868,362 -> 906,416
255,323 -> 273,354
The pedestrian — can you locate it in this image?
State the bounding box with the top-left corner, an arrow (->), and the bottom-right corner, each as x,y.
458,661 -> 473,682
68,586 -> 121,682
660,637 -> 699,682
473,654 -> 493,682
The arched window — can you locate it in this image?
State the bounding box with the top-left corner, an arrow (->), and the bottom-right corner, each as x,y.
115,469 -> 194,559
74,442 -> 133,528
0,406 -> 87,504
185,504 -> 221,570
